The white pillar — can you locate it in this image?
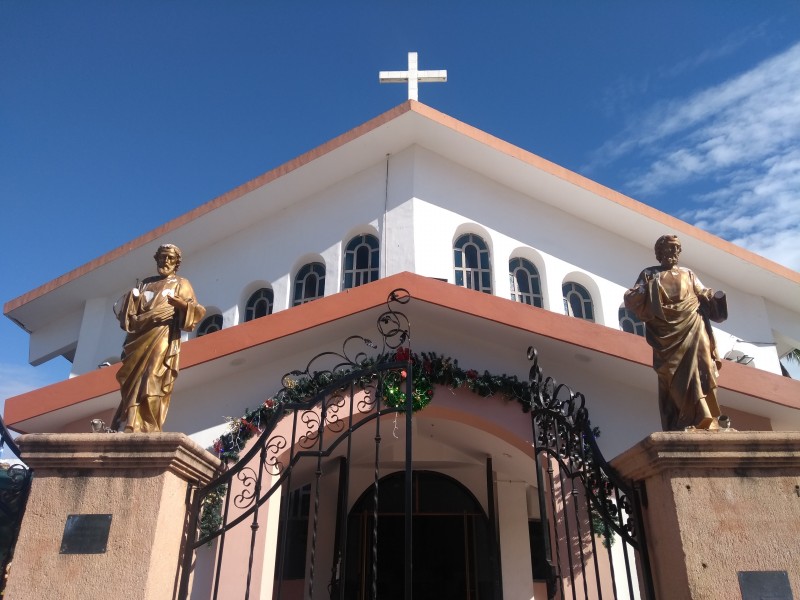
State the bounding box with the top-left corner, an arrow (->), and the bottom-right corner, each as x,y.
497,480 -> 534,599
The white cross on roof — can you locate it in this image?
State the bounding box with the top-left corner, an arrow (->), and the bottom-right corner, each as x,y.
379,52 -> 447,101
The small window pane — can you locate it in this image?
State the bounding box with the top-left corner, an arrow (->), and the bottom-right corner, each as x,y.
293,262 -> 326,306
245,288 -> 273,322
343,234 -> 380,290
619,307 -> 646,336
197,314 -> 223,337
509,258 -> 543,308
454,233 -> 492,294
562,282 -> 594,322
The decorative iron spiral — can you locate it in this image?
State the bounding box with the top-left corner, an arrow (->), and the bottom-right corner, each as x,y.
527,346 -> 642,549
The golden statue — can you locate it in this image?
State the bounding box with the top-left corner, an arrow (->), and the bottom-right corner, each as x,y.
624,235 -> 727,431
111,244 -> 206,432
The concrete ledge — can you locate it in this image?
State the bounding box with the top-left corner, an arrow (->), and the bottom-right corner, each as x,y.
16,432 -> 221,485
612,431 -> 800,480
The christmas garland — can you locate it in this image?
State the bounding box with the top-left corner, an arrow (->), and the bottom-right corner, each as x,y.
201,348 -> 609,545
210,348 -> 531,463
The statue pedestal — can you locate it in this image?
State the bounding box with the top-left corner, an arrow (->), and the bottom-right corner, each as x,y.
4,433 -> 220,600
612,432 -> 800,600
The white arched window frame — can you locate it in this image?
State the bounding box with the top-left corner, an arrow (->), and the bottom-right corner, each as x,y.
197,314 -> 223,337
619,306 -> 646,337
509,257 -> 543,308
293,262 -> 326,306
454,233 -> 492,294
562,282 -> 595,322
343,234 -> 380,290
245,288 -> 274,322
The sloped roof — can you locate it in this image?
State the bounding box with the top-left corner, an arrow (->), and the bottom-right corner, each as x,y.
6,273 -> 800,433
5,101 -> 799,334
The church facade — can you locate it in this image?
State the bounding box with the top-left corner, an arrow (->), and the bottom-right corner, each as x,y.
4,101 -> 800,598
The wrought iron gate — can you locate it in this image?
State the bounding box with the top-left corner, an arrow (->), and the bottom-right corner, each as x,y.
177,288 -> 654,600
178,289 -> 415,600
0,414 -> 32,595
526,348 -> 655,600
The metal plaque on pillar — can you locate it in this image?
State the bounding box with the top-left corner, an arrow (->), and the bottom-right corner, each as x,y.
738,571 -> 793,600
60,514 -> 113,554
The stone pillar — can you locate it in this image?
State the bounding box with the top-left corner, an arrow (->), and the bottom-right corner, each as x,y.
4,433 -> 221,600
612,432 -> 800,600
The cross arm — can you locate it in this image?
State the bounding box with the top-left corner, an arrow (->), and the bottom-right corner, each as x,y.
379,70 -> 410,83
417,70 -> 447,82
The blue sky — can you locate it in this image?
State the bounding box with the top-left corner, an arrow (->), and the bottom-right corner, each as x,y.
2,1 -> 800,405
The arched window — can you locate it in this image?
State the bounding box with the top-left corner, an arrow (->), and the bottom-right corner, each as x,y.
619,306 -> 645,336
245,288 -> 274,321
509,257 -> 543,308
562,282 -> 594,322
343,234 -> 379,289
454,233 -> 492,293
197,314 -> 223,337
293,262 -> 325,306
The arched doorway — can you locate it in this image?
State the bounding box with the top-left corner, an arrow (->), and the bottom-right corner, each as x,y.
344,470 -> 494,600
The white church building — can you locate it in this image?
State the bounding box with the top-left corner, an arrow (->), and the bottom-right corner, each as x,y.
4,97 -> 800,599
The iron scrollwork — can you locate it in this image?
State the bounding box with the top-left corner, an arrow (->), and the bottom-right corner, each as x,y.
0,415 -> 32,595
180,289 -> 413,600
526,347 -> 655,599
527,347 -> 642,548
275,288 -> 411,409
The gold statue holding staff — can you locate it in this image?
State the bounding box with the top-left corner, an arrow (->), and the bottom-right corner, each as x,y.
111,244 -> 205,432
624,235 -> 727,431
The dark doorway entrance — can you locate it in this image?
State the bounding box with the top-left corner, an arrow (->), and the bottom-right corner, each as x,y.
344,471 -> 493,600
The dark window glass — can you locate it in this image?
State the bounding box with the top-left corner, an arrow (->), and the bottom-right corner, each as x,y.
245,288 -> 273,322
293,262 -> 326,305
562,282 -> 594,322
343,234 -> 380,290
454,233 -> 492,294
277,484 -> 311,579
197,314 -> 223,337
619,307 -> 646,336
509,258 -> 543,308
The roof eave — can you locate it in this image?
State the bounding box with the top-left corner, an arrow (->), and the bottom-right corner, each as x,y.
5,273 -> 799,431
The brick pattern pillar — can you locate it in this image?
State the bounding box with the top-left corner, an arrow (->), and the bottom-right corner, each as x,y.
612,432 -> 800,600
4,433 -> 220,600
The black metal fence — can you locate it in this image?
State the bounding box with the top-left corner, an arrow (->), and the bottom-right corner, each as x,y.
0,414 -> 32,595
177,289 -> 654,600
526,347 -> 655,600
178,289 -> 414,600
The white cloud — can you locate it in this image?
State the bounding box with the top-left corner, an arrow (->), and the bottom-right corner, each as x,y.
685,148 -> 800,269
598,23 -> 768,118
659,22 -> 769,79
590,42 -> 800,270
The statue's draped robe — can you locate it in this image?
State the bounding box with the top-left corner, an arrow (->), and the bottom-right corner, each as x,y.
624,266 -> 720,431
115,274 -> 205,432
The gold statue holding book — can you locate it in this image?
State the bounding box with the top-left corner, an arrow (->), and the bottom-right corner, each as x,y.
624,235 -> 727,431
111,244 -> 205,432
